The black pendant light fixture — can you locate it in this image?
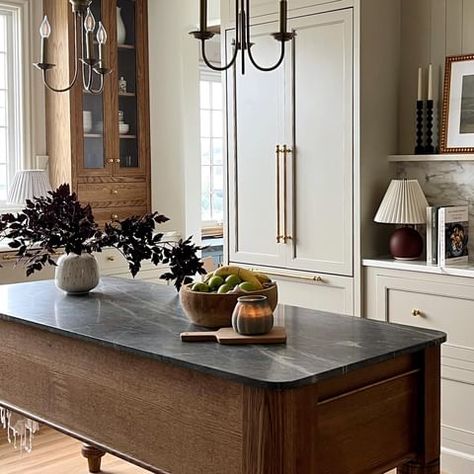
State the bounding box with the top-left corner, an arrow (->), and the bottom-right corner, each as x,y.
33,0 -> 110,94
191,0 -> 294,74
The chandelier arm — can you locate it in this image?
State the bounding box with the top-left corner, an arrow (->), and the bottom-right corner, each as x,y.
247,40 -> 286,72
200,0 -> 240,73
42,13 -> 80,93
87,72 -> 105,95
245,0 -> 286,72
201,39 -> 238,72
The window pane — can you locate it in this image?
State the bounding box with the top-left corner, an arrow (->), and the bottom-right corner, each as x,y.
201,165 -> 211,221
201,110 -> 211,137
0,127 -> 7,163
201,138 -> 210,165
211,190 -> 224,222
0,163 -> 6,201
212,81 -> 223,110
212,166 -> 223,191
200,81 -> 210,109
212,110 -> 223,137
212,138 -> 223,165
0,53 -> 7,89
0,15 -> 6,53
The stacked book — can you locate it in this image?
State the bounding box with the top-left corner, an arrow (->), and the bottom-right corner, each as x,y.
427,205 -> 469,266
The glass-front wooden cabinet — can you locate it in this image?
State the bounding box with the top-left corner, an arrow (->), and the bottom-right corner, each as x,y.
45,0 -> 151,224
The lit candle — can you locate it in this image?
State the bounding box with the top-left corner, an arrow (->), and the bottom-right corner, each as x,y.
39,16 -> 51,64
427,63 -> 433,101
417,66 -> 423,101
232,295 -> 274,336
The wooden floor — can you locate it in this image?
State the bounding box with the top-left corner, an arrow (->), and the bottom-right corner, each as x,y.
0,427 -> 148,474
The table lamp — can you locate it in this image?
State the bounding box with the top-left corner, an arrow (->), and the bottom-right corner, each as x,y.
374,179 -> 429,260
7,170 -> 52,205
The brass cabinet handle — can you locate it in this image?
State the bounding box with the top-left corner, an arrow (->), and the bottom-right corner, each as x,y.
252,267 -> 324,283
111,214 -> 119,220
282,145 -> 293,244
276,145 -> 283,243
111,189 -> 119,195
411,309 -> 422,317
106,158 -> 115,164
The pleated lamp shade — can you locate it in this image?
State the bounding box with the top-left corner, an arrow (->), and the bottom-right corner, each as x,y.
8,170 -> 52,205
374,179 -> 429,224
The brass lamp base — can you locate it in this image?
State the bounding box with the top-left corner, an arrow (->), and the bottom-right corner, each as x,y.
69,0 -> 92,13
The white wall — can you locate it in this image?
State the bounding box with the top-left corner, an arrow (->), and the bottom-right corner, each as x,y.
148,0 -> 202,241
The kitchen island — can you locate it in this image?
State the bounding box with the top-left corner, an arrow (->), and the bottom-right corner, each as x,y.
0,278 -> 445,473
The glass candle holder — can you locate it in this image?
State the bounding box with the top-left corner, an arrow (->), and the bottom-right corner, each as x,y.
232,295 -> 274,336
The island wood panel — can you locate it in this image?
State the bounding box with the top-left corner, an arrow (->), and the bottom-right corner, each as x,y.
0,317 -> 441,474
0,320 -> 243,474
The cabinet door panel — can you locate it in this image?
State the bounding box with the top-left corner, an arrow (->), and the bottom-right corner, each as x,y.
286,10 -> 353,276
227,22 -> 287,267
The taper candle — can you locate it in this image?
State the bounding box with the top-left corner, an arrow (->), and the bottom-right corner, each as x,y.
200,0 -> 208,32
39,16 -> 51,64
417,67 -> 423,101
427,63 -> 433,100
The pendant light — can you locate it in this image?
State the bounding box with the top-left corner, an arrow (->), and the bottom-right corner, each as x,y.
33,0 -> 110,94
191,0 -> 294,74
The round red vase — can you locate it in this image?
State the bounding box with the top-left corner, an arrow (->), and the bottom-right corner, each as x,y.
389,226 -> 423,260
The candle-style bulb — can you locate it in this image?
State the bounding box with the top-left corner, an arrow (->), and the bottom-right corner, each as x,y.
96,21 -> 107,45
40,15 -> 51,39
84,9 -> 96,33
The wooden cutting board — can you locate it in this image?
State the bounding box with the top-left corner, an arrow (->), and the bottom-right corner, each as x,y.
180,326 -> 287,345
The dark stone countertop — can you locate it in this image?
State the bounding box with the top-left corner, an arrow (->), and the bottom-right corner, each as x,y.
0,278 -> 446,389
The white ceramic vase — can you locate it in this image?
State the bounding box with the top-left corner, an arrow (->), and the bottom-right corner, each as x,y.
117,7 -> 126,44
55,253 -> 100,295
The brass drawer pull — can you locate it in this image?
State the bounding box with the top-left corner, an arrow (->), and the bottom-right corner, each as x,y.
111,214 -> 119,220
411,309 -> 422,317
106,158 -> 115,164
252,268 -> 324,283
111,189 -> 119,195
1,254 -> 18,261
115,159 -> 121,164
106,256 -> 115,262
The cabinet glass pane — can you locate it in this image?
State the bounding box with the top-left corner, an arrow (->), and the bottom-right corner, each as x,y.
83,0 -> 105,170
117,0 -> 139,169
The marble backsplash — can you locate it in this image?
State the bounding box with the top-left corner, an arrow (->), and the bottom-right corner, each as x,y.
396,161 -> 474,260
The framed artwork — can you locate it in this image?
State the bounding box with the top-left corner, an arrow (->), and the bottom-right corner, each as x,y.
440,54 -> 474,153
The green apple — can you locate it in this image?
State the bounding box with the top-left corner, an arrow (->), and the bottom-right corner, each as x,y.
217,283 -> 233,294
225,274 -> 241,288
191,282 -> 210,293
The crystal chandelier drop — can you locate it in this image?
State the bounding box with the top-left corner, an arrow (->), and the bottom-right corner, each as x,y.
191,0 -> 294,74
33,0 -> 111,94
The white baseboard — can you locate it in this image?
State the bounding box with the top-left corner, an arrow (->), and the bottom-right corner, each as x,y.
442,447 -> 474,474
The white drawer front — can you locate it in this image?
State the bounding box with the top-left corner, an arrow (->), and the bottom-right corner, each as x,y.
252,268 -> 353,314
377,276 -> 474,348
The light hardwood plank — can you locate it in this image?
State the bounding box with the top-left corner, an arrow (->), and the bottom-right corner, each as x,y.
0,428 -> 147,474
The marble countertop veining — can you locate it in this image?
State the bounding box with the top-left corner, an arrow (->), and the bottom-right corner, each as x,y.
0,278 -> 446,389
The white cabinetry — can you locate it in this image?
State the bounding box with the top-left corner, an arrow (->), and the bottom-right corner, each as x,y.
226,8 -> 353,311
224,0 -> 351,22
364,265 -> 474,474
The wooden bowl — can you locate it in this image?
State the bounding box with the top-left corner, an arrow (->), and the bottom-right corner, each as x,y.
179,283 -> 278,328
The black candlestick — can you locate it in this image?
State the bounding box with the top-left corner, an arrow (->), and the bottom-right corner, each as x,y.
425,99 -> 435,154
415,100 -> 425,155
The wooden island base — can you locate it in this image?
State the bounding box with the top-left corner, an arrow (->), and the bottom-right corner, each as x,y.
0,319 -> 441,474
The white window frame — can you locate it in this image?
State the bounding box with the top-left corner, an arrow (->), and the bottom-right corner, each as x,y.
0,0 -> 34,208
200,68 -> 224,232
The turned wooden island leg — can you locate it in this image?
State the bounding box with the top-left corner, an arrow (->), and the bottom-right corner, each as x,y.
81,444 -> 106,473
398,346 -> 441,474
